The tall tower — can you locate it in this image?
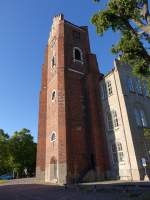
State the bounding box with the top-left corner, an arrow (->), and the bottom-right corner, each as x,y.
36,14 -> 108,184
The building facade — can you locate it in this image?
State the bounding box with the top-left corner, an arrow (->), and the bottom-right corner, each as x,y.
100,59 -> 150,181
36,14 -> 150,184
36,14 -> 108,184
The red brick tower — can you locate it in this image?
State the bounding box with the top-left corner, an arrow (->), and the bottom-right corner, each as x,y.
36,14 -> 108,184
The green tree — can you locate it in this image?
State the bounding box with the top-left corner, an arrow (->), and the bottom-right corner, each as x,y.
0,129 -> 10,175
92,0 -> 150,78
9,128 -> 37,177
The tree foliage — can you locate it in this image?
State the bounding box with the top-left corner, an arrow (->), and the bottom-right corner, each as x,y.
0,128 -> 36,177
9,129 -> 37,177
92,0 -> 150,79
0,129 -> 10,175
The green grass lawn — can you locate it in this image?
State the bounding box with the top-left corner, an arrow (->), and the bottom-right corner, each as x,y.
0,180 -> 8,184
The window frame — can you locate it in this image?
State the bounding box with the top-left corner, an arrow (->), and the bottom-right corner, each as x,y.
51,56 -> 56,69
134,107 -> 148,128
106,80 -> 113,96
73,47 -> 83,64
112,142 -> 124,164
50,131 -> 56,143
51,90 -> 56,102
112,110 -> 119,128
107,110 -> 119,131
107,112 -> 113,131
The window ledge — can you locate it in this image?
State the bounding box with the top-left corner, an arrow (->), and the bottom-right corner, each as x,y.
137,93 -> 143,96
73,59 -> 84,65
137,125 -> 148,129
119,162 -> 125,165
51,64 -> 56,69
129,90 -> 136,93
107,129 -> 113,132
50,139 -> 56,143
107,127 -> 119,132
108,93 -> 113,97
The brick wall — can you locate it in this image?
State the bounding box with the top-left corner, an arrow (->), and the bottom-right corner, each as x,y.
36,15 -> 109,183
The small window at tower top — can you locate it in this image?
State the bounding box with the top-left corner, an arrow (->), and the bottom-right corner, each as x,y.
51,90 -> 56,102
73,47 -> 83,64
73,31 -> 80,40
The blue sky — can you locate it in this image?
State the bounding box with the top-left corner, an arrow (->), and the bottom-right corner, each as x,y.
0,0 -> 119,141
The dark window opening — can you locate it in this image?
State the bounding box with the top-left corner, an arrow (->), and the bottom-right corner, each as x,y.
51,132 -> 56,142
75,49 -> 81,61
51,56 -> 55,67
52,90 -> 56,101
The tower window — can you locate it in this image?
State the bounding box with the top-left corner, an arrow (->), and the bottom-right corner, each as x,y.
73,47 -> 83,64
51,56 -> 56,68
50,132 -> 56,142
51,90 -> 56,102
75,49 -> 81,60
73,31 -> 80,40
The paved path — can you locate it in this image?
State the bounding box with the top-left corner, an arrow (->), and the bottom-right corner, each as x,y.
0,179 -> 150,200
0,184 -> 150,200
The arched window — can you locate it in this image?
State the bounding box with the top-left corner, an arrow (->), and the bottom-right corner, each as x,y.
73,47 -> 83,63
51,56 -> 56,68
51,90 -> 56,102
50,132 -> 56,142
134,108 -> 147,127
75,49 -> 81,60
112,142 -> 124,164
